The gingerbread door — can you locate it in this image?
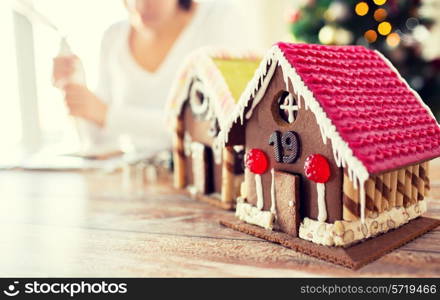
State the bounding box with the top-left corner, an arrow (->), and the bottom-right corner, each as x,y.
191,142 -> 213,194
274,170 -> 300,236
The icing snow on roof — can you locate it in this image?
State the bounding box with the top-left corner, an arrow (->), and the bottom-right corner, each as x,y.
277,42 -> 440,175
166,47 -> 261,131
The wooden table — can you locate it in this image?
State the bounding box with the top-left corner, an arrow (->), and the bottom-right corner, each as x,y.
1,159 -> 440,277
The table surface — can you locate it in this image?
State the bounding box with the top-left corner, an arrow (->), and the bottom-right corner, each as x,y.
1,159 -> 440,277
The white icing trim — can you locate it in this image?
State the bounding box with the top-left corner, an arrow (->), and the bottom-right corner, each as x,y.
213,142 -> 222,165
244,61 -> 277,120
299,199 -> 427,247
316,183 -> 327,222
235,198 -> 274,230
187,185 -> 197,196
191,142 -> 205,157
183,133 -> 192,156
233,145 -> 244,152
255,174 -> 264,210
216,45 -> 371,222
270,169 -> 276,215
191,142 -> 206,194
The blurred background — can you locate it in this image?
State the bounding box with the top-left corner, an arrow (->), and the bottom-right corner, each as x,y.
0,0 -> 439,167
288,0 -> 440,119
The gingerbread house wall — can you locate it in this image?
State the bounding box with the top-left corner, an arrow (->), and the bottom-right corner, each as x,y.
243,66 -> 343,223
181,102 -> 223,194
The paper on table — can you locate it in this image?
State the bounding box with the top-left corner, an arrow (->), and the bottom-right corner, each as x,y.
18,149 -> 124,172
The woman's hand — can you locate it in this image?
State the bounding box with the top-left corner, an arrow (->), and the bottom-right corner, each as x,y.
64,84 -> 108,127
52,55 -> 78,88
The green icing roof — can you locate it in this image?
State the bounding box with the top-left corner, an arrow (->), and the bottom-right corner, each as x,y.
212,58 -> 261,102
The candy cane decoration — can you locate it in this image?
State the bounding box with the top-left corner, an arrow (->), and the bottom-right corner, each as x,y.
245,148 -> 269,210
304,154 -> 331,222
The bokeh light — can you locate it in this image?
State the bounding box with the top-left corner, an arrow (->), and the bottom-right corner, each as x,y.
355,2 -> 369,16
374,8 -> 387,22
364,29 -> 378,43
386,32 -> 401,47
406,17 -> 419,30
319,25 -> 336,44
378,21 -> 392,35
373,0 -> 387,5
335,28 -> 353,45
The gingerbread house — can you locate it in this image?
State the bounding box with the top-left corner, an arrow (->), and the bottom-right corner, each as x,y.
218,42 -> 440,267
166,48 -> 261,209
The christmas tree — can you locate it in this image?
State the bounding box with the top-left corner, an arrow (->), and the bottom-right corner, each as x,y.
289,0 -> 440,119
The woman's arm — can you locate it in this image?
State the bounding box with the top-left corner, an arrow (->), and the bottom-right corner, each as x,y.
63,83 -> 108,127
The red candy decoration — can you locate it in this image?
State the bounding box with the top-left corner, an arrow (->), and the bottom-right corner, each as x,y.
245,148 -> 269,175
304,154 -> 331,183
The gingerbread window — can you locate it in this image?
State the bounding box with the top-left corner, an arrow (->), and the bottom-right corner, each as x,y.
273,91 -> 298,125
189,79 -> 209,116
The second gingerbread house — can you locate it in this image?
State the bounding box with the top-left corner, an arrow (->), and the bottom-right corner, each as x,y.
167,48 -> 261,209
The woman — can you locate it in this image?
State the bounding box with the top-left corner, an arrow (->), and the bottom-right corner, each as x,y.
53,0 -> 255,156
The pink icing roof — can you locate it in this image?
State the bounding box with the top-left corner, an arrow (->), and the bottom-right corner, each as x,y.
277,42 -> 440,174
